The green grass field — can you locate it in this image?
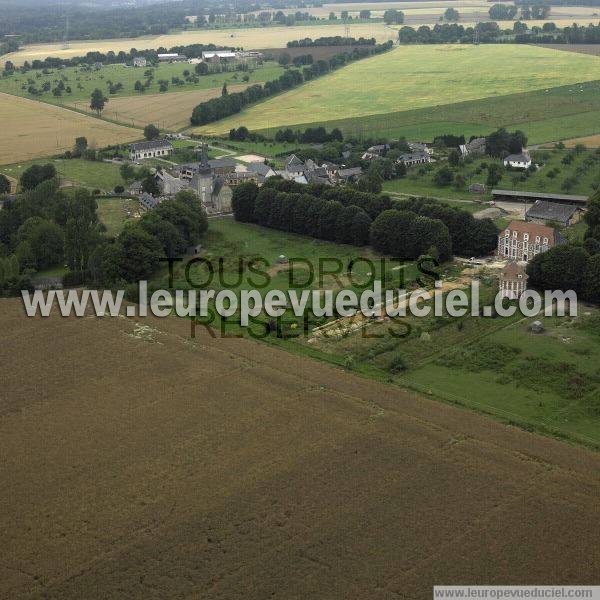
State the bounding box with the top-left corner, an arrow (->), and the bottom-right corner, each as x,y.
0,61 -> 283,105
1,158 -> 127,191
97,196 -> 141,236
194,45 -> 600,137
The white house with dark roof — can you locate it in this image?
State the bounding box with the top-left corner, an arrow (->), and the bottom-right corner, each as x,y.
129,139 -> 173,161
503,152 -> 532,169
285,155 -> 306,178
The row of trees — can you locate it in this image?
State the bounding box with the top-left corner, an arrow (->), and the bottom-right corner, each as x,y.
232,178 -> 499,260
397,21 -> 600,45
286,36 -> 376,48
190,42 -> 393,126
527,193 -> 600,304
274,126 -> 343,144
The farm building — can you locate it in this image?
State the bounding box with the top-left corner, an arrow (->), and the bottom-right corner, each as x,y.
202,51 -> 237,63
469,183 -> 486,194
525,200 -> 580,227
460,137 -> 486,157
491,189 -> 588,207
499,261 -> 529,300
133,57 -> 147,67
397,152 -> 431,167
157,53 -> 187,62
498,220 -> 563,262
408,142 -> 433,155
129,139 -> 173,160
503,153 -> 532,169
139,193 -> 160,211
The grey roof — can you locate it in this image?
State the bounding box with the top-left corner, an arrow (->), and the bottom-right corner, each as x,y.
130,139 -> 173,152
286,154 -> 305,171
504,153 -> 530,162
525,200 -> 578,222
247,162 -> 272,176
139,193 -> 159,209
398,152 -> 430,162
209,157 -> 238,169
338,167 -> 362,178
491,189 -> 588,205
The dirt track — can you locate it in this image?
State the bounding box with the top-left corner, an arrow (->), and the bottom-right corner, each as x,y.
1,298 -> 599,599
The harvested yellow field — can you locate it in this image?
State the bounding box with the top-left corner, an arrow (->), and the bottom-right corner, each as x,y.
68,84 -> 249,130
0,93 -> 141,165
564,134 -> 600,147
3,23 -> 396,67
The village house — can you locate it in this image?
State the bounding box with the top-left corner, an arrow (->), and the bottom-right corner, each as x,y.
133,57 -> 147,67
362,144 -> 389,161
139,193 -> 160,211
499,261 -> 529,300
503,152 -> 532,169
397,152 -> 431,167
525,200 -> 580,227
157,53 -> 187,62
408,142 -> 433,155
497,220 -> 563,262
129,139 -> 173,161
201,51 -> 237,64
247,162 -> 276,183
459,137 -> 486,157
284,155 -> 306,178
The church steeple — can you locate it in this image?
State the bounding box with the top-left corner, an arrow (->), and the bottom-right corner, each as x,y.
196,143 -> 211,174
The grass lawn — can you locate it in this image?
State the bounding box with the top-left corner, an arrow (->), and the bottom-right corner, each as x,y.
194,45 -> 600,135
213,138 -> 310,158
96,196 -> 141,237
1,158 -> 127,192
400,313 -> 600,446
161,217 -> 415,297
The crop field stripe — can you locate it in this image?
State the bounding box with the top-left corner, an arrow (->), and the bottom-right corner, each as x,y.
0,92 -> 141,165
193,44 -> 600,136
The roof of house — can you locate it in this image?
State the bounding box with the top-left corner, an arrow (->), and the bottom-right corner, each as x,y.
130,139 -> 173,152
525,200 -> 578,223
338,167 -> 362,178
208,157 -> 238,169
398,152 -> 429,162
491,189 -> 588,205
504,153 -> 531,163
501,261 -> 528,279
247,162 -> 273,176
286,154 -> 305,171
139,193 -> 159,209
499,220 -> 559,243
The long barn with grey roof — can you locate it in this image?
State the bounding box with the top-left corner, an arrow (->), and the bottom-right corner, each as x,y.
492,189 -> 588,206
129,139 -> 173,161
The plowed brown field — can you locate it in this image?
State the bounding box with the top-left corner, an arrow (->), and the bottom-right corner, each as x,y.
1,298 -> 599,599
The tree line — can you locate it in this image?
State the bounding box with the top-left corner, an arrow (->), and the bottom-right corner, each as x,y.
286,36 -> 377,48
397,21 -> 600,44
190,41 -> 393,127
231,178 -> 499,261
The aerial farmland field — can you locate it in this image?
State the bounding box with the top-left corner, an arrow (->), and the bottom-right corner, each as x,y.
2,23 -> 398,67
0,92 -> 140,165
193,44 -> 600,137
68,84 -> 252,129
1,298 -> 599,598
